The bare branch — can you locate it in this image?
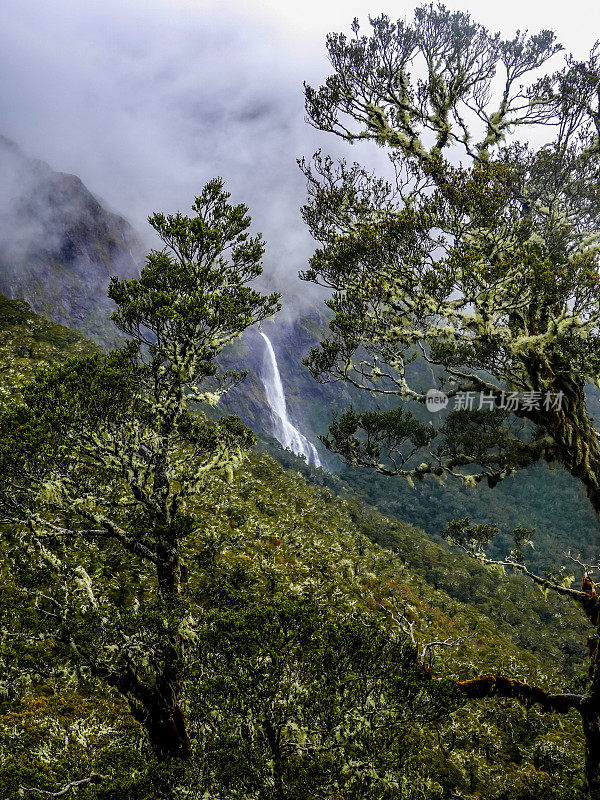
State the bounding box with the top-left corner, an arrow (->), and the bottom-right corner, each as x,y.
421,635 -> 476,667
22,774 -> 107,797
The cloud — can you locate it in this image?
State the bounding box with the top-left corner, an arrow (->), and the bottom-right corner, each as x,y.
0,0 -> 596,305
0,0 -> 339,303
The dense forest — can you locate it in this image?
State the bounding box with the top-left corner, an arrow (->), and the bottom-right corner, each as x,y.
2,3 -> 600,799
0,293 -> 591,798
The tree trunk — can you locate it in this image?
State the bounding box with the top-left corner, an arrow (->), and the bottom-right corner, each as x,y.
143,538 -> 189,761
144,683 -> 191,760
263,717 -> 286,800
524,372 -> 600,795
584,606 -> 600,796
96,657 -> 191,763
519,373 -> 600,515
455,577 -> 600,795
582,708 -> 600,797
547,399 -> 600,516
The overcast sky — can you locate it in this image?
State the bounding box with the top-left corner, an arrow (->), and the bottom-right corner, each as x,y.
1,0 -> 598,299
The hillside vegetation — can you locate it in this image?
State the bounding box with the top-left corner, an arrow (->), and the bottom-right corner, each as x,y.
0,295 -> 591,798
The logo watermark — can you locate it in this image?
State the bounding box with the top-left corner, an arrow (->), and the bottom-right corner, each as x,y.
426,389 -> 565,413
425,389 -> 450,412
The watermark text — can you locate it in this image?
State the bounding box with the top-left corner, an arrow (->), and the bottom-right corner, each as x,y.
425,388 -> 564,413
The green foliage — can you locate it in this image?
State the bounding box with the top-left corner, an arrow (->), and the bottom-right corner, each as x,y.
0,46 -> 596,794
189,596 -> 459,799
109,179 -> 279,383
0,294 -> 95,407
323,405 -> 435,474
301,6 -> 600,502
0,179 -> 280,771
443,517 -> 535,560
0,436 -> 588,797
299,6 -> 600,791
0,692 -> 143,800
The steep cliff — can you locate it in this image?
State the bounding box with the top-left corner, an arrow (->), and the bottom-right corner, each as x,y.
0,136 -> 143,344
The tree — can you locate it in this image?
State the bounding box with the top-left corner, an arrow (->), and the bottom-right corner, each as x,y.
190,596 -> 460,800
0,178 -> 280,770
300,3 -> 600,792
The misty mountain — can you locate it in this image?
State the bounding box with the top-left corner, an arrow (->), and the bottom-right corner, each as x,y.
0,135 -> 329,457
0,135 -> 143,344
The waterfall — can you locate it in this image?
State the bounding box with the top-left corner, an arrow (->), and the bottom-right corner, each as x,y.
259,332 -> 321,468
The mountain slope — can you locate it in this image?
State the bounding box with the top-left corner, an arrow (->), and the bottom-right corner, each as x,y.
0,293 -> 96,407
1,129 -> 597,576
218,307 -> 600,575
0,297 -> 589,798
0,136 -> 143,344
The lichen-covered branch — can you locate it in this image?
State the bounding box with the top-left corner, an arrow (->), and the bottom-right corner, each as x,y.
457,674 -> 585,714
22,774 -> 107,797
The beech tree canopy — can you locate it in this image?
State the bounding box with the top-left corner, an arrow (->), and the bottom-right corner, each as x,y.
301,4 -> 600,508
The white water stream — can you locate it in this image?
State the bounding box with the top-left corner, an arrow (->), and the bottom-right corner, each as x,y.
259,332 -> 321,468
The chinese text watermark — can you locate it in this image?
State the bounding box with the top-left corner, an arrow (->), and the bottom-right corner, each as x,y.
425,388 -> 564,413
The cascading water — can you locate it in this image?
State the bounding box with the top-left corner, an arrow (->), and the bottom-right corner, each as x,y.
259,332 -> 321,468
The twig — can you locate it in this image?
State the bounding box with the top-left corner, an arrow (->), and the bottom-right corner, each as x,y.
22,774 -> 107,797
421,635 -> 476,667
376,598 -> 417,646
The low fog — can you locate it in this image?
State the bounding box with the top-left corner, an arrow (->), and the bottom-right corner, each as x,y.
0,0 -> 597,304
